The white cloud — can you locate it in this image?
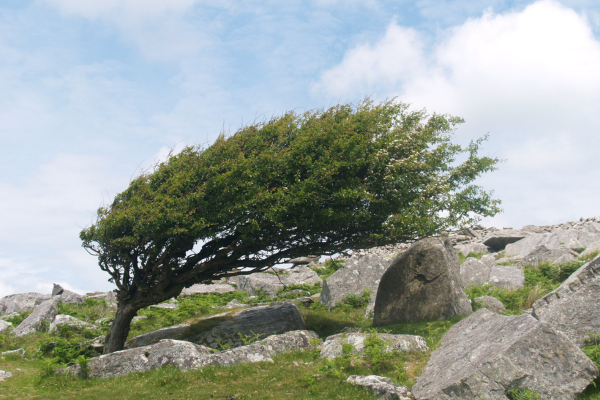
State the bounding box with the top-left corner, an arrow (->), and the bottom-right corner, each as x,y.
314,0 -> 600,227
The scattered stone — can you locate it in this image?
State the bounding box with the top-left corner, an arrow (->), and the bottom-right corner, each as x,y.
459,257 -> 489,286
320,333 -> 427,360
489,265 -> 524,289
49,314 -> 98,333
473,296 -> 506,313
0,370 -> 12,381
132,315 -> 147,323
373,237 -> 471,325
0,292 -> 52,315
519,245 -> 577,266
179,283 -> 235,296
291,296 -> 313,307
84,336 -> 106,353
126,303 -> 305,350
532,253 -> 600,347
1,348 -> 25,356
0,320 -> 12,334
320,254 -> 392,310
411,308 -> 598,399
347,375 -> 414,400
482,230 -> 527,250
10,297 -> 60,337
236,273 -> 284,296
259,330 -> 319,355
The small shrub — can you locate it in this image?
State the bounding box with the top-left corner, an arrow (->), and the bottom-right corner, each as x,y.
238,331 -> 264,345
37,338 -> 100,365
507,388 -> 541,400
3,311 -> 31,326
341,290 -> 371,309
315,259 -> 346,280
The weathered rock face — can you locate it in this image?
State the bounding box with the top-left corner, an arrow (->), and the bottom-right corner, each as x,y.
0,320 -> 12,334
455,242 -> 489,256
347,375 -> 414,400
236,273 -> 284,296
86,291 -> 117,304
473,296 -> 506,313
259,330 -> 319,354
520,245 -> 577,266
411,308 -> 598,400
320,333 -> 427,360
581,240 -> 600,257
459,257 -> 490,286
126,303 -> 305,349
59,290 -> 86,304
488,265 -> 524,289
10,297 -> 60,337
283,265 -> 322,287
0,292 -> 52,315
532,253 -> 600,347
373,238 -> 471,325
179,283 -> 235,296
49,314 -> 98,333
482,230 -> 527,250
320,254 -> 392,310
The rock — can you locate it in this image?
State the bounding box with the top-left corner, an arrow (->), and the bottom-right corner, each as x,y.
0,320 -> 12,334
84,336 -> 106,353
236,273 -> 284,296
291,296 -> 313,307
473,296 -> 506,313
0,292 -> 52,315
320,332 -> 427,360
59,290 -> 86,304
320,254 -> 393,310
149,303 -> 178,310
259,330 -> 319,355
132,315 -> 147,323
283,265 -> 322,287
581,240 -> 600,257
459,257 -> 490,286
195,343 -> 273,367
0,370 -> 12,381
126,303 -> 305,350
225,299 -> 245,308
519,245 -> 577,266
411,308 -> 598,400
49,315 -> 98,333
1,348 -> 25,356
455,242 -> 489,256
489,265 -> 524,289
480,254 -> 497,267
288,256 -> 320,265
86,291 -> 117,304
347,375 -> 414,400
482,230 -> 527,250
365,291 -> 377,318
10,297 -> 60,337
52,283 -> 64,296
0,312 -> 20,320
179,283 -> 235,296
373,237 -> 471,325
532,253 -> 600,347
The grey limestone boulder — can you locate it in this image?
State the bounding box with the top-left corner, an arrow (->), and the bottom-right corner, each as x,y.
581,240 -> 600,257
460,257 -> 490,286
126,303 -> 305,349
237,273 -> 284,296
283,265 -> 322,286
320,254 -> 392,310
179,283 -> 235,296
480,253 -> 497,267
455,242 -> 489,256
411,308 -> 598,400
0,292 -> 52,315
532,253 -> 600,347
373,238 -> 471,325
320,332 -> 427,360
473,296 -> 506,313
519,245 -> 577,266
59,290 -> 86,304
259,330 -> 319,355
10,297 -> 60,337
482,230 -> 527,250
0,320 -> 12,334
86,291 -> 117,304
347,375 -> 414,400
49,314 -> 98,333
489,265 -> 524,289
2,348 -> 25,356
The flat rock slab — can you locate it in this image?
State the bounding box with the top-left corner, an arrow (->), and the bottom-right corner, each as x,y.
0,292 -> 52,315
259,330 -> 319,354
126,303 -> 305,349
320,254 -> 393,310
460,257 -> 490,286
489,265 -> 524,289
86,291 -> 117,304
347,375 -> 414,400
474,296 -> 506,313
482,230 -> 528,250
0,370 -> 12,381
180,283 -> 235,296
412,308 -> 598,400
520,245 -> 577,266
374,237 -> 471,325
10,297 -> 60,337
320,333 -> 427,360
532,253 -> 600,347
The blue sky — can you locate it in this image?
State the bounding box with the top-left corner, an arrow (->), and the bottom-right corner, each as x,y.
1,0 -> 599,296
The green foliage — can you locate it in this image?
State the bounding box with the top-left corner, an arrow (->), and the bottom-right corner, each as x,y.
37,338 -> 100,366
238,331 -> 264,345
3,311 -> 31,326
425,320 -> 453,349
458,251 -> 487,264
507,389 -> 541,400
315,259 -> 346,280
583,334 -> 600,369
58,298 -> 114,328
341,290 -> 372,309
580,250 -> 600,262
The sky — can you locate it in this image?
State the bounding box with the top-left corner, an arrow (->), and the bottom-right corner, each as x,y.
1,0 -> 599,296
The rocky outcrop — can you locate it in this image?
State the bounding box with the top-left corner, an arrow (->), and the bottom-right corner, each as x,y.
320,254 -> 392,310
459,258 -> 490,286
49,314 -> 98,333
455,242 -> 489,256
411,308 -> 598,400
347,375 -> 414,400
373,238 -> 471,325
51,284 -> 85,304
259,330 -> 319,354
86,291 -> 117,304
519,245 -> 577,266
488,265 -> 524,289
320,332 -> 427,360
237,266 -> 322,296
473,296 -> 506,313
0,320 -> 12,334
179,283 -> 235,296
126,303 -> 305,349
481,230 -> 527,250
0,292 -> 52,315
10,297 -> 60,337
532,253 -> 600,347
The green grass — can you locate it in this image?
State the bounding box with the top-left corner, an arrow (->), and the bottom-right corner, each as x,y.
458,251 -> 487,264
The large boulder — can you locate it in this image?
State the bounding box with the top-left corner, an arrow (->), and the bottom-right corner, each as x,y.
455,242 -> 489,256
481,229 -> 527,250
126,303 -> 305,349
49,315 -> 98,333
519,245 -> 577,266
0,292 -> 52,315
581,240 -> 600,257
459,257 -> 490,286
259,330 -> 319,354
320,254 -> 392,310
347,375 -> 414,400
488,265 -> 524,289
237,273 -> 283,296
320,332 -> 427,360
52,284 -> 85,304
473,296 -> 506,313
411,308 -> 598,400
0,320 -> 12,334
373,238 -> 471,325
282,265 -> 322,287
532,253 -> 600,347
86,291 -> 117,304
10,297 -> 60,337
179,283 -> 235,296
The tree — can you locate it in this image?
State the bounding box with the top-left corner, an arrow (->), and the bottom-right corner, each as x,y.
80,99 -> 501,353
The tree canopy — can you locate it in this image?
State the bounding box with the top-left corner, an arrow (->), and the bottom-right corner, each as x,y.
81,98 -> 501,353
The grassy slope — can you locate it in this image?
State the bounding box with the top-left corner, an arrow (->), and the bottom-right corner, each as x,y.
0,253 -> 599,399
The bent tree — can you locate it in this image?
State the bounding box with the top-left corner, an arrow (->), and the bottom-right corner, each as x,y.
80,99 -> 501,353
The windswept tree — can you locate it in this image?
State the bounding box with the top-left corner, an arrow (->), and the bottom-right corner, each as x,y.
81,99 -> 501,353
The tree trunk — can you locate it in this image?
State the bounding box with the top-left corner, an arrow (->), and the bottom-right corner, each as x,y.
103,302 -> 139,354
